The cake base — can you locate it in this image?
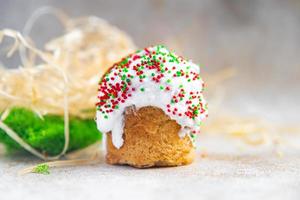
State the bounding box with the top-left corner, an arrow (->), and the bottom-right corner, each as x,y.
106,106 -> 195,168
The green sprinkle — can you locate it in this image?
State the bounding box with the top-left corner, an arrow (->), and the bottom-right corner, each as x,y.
159,86 -> 164,90
120,58 -> 128,65
167,79 -> 171,83
140,88 -> 145,92
170,53 -> 179,63
104,115 -> 108,119
121,75 -> 126,80
190,133 -> 197,143
160,65 -> 165,72
151,73 -> 155,77
33,164 -> 50,175
179,84 -> 183,88
157,45 -> 161,52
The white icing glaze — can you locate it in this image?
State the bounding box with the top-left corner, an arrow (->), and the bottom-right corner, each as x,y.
96,45 -> 207,148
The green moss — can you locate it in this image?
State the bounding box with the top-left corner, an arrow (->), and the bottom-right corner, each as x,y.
33,164 -> 50,175
0,107 -> 101,156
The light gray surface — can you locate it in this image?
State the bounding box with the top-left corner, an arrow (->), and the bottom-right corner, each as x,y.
1,135 -> 300,200
1,1 -> 300,199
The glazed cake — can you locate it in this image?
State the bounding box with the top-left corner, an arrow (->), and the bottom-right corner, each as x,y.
96,45 -> 207,168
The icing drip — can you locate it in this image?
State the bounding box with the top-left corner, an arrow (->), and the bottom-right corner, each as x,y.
96,45 -> 208,148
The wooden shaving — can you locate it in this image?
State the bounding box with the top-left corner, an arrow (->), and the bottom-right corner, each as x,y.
0,9 -> 136,160
202,68 -> 300,155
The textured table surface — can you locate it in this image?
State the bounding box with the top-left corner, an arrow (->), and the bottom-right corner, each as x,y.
1,135 -> 300,200
0,1 -> 300,199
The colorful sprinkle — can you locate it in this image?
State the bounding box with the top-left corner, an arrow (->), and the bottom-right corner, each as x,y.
96,45 -> 208,135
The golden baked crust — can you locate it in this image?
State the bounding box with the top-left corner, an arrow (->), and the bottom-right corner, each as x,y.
106,106 -> 195,168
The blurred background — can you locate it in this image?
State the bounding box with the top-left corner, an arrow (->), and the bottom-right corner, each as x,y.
1,0 -> 300,123
1,1 -> 300,199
